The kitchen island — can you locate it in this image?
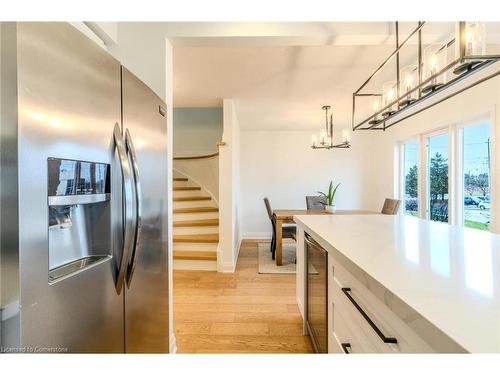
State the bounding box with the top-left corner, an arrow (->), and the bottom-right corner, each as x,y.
295,214 -> 500,353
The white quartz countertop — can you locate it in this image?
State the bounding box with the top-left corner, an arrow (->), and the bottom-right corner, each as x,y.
294,214 -> 500,353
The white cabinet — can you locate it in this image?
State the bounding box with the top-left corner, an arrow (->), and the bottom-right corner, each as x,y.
298,228 -> 452,353
327,252 -> 436,354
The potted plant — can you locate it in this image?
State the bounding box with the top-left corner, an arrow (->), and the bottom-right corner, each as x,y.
318,181 -> 340,213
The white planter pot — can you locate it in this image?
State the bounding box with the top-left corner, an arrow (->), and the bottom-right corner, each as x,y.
325,205 -> 336,213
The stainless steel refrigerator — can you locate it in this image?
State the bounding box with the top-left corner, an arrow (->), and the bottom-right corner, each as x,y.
0,22 -> 169,353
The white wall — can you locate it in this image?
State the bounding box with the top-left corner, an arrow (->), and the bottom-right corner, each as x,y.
239,129 -> 377,238
106,23 -> 168,100
218,99 -> 241,271
173,107 -> 222,157
83,22 -> 118,46
174,156 -> 219,203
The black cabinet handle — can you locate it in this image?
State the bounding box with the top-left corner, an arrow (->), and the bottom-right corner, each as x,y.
341,288 -> 398,344
341,343 -> 351,354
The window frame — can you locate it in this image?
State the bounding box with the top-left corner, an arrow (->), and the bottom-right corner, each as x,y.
423,127 -> 451,224
456,116 -> 492,229
398,138 -> 421,218
396,109 -> 496,232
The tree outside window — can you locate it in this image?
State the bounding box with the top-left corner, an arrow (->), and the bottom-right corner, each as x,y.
429,152 -> 448,222
403,142 -> 418,216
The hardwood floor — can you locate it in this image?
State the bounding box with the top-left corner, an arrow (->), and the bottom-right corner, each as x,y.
173,240 -> 314,354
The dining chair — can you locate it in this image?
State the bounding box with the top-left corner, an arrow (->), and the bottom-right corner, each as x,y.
263,198 -> 296,260
381,198 -> 401,215
306,195 -> 326,210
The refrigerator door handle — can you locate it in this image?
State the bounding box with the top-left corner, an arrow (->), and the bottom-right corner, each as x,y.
113,123 -> 135,294
125,128 -> 142,287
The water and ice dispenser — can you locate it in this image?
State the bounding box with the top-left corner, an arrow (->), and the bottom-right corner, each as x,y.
48,158 -> 111,283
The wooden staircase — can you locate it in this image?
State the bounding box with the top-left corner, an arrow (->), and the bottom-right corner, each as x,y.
172,174 -> 218,271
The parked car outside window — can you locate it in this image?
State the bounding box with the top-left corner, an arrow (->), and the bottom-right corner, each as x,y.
464,196 -> 479,206
479,201 -> 491,210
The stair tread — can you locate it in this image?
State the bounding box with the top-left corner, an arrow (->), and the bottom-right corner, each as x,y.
173,250 -> 217,261
173,177 -> 188,181
173,207 -> 219,214
173,233 -> 219,243
173,196 -> 211,202
173,186 -> 201,191
173,219 -> 219,227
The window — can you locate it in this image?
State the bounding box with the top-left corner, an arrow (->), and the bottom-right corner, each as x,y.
402,141 -> 418,216
398,118 -> 494,232
427,133 -> 449,223
462,122 -> 491,231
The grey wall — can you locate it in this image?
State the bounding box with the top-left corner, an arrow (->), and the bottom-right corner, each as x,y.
173,107 -> 223,157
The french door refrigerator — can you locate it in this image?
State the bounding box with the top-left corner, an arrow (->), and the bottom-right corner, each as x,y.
0,22 -> 169,353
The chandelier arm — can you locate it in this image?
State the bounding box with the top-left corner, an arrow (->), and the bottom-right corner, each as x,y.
325,107 -> 329,137
329,112 -> 333,141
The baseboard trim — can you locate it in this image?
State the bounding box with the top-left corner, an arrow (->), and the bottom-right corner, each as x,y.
241,232 -> 272,239
233,236 -> 242,270
296,296 -> 304,319
222,261 -> 235,273
242,238 -> 270,243
169,333 -> 177,354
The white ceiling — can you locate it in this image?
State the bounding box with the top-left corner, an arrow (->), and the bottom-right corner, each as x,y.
170,22 -> 451,130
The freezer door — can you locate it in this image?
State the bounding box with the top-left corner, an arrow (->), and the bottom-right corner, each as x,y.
121,67 -> 169,353
16,23 -> 124,352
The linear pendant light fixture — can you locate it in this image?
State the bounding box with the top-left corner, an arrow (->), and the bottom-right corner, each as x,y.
352,21 -> 500,131
311,105 -> 351,149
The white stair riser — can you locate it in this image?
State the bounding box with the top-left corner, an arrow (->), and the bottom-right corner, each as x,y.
173,190 -> 206,198
173,226 -> 219,235
172,180 -> 192,187
173,211 -> 218,221
173,242 -> 218,251
173,200 -> 215,208
173,248 -> 217,254
173,259 -> 217,271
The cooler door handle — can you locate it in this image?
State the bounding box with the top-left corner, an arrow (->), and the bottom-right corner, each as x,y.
125,128 -> 142,288
113,123 -> 135,294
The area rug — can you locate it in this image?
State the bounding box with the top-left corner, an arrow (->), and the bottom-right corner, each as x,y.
257,242 -> 317,274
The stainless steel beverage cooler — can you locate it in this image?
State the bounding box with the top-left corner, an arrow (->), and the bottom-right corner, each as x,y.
305,233 -> 328,353
0,22 -> 169,353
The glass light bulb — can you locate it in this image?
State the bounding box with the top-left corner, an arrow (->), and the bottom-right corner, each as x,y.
464,22 -> 485,56
465,29 -> 474,43
405,73 -> 413,91
387,88 -> 395,101
342,129 -> 350,143
430,54 -> 438,72
465,25 -> 476,55
320,131 -> 327,144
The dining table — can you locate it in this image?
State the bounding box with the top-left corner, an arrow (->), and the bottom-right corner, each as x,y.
272,209 -> 377,266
